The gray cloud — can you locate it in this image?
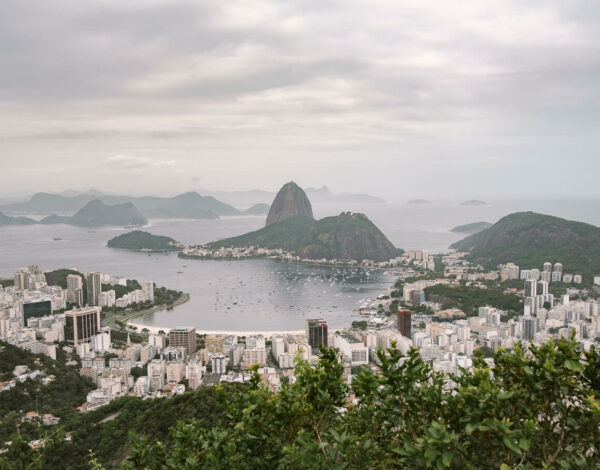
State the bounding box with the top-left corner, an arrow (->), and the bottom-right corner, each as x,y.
0,0 -> 599,198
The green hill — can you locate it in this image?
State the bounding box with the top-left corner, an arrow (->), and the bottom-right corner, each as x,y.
450,221 -> 492,234
451,211 -> 600,282
107,230 -> 182,251
208,212 -> 398,261
40,200 -> 147,227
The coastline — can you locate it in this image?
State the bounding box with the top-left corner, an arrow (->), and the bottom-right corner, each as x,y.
179,252 -> 406,273
125,322 -> 309,338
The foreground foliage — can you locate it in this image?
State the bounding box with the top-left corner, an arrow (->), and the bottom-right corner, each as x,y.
122,338 -> 600,469
4,337 -> 600,469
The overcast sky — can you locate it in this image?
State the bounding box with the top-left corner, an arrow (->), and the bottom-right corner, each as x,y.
1,0 -> 599,200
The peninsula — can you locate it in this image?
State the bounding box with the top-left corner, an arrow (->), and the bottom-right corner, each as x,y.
184,182 -> 398,262
450,221 -> 492,234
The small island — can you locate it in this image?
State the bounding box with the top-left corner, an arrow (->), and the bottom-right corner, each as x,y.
407,199 -> 431,204
107,230 -> 183,252
450,221 -> 492,234
460,199 -> 487,206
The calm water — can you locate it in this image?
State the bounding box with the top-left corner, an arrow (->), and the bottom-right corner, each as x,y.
0,221 -> 394,331
1,198 -> 598,331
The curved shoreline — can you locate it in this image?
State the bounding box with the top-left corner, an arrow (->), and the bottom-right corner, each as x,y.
106,292 -> 191,329
179,253 -> 405,274
126,323 -> 307,339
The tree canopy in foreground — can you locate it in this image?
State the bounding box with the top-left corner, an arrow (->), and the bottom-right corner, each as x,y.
123,337 -> 600,469
4,336 -> 600,469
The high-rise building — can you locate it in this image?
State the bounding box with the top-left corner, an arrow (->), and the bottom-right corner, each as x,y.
211,353 -> 228,374
67,274 -> 83,304
65,307 -> 101,347
522,316 -> 537,341
543,262 -> 552,272
142,281 -> 154,303
553,263 -> 563,273
14,271 -> 27,290
537,280 -> 549,296
148,359 -> 165,391
524,280 -> 537,298
168,327 -> 197,356
86,273 -> 102,307
397,310 -> 412,338
306,319 -> 328,354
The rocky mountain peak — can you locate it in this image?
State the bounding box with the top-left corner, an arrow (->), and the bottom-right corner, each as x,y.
266,182 -> 313,226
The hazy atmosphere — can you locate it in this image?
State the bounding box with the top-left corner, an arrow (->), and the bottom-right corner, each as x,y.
2,0 -> 599,199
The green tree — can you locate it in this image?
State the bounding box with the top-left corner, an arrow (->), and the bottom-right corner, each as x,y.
119,337 -> 600,469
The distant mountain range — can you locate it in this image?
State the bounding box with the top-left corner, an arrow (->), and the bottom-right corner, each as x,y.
0,191 -> 269,219
450,221 -> 493,234
451,212 -> 600,282
200,186 -> 386,207
0,200 -> 147,227
207,182 -> 398,261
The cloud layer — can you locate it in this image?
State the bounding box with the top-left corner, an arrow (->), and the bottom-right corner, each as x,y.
1,0 -> 599,198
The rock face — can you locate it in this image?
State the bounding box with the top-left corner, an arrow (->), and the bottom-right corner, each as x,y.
266,182 -> 313,226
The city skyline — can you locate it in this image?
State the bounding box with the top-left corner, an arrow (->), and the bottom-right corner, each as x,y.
1,1 -> 599,199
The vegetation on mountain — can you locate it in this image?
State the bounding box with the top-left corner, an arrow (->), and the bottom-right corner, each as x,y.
424,284 -> 523,316
0,342 -> 95,445
107,231 -> 182,252
451,212 -> 600,282
77,339 -> 600,468
266,181 -> 313,226
208,212 -> 398,261
0,211 -> 37,226
40,200 -> 147,227
450,221 -> 492,234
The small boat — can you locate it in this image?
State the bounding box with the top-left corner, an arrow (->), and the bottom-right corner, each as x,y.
177,271 -> 184,274
53,237 -> 63,241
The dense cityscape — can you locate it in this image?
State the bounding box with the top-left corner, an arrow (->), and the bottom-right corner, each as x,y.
3,0 -> 600,467
2,249 -> 599,427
